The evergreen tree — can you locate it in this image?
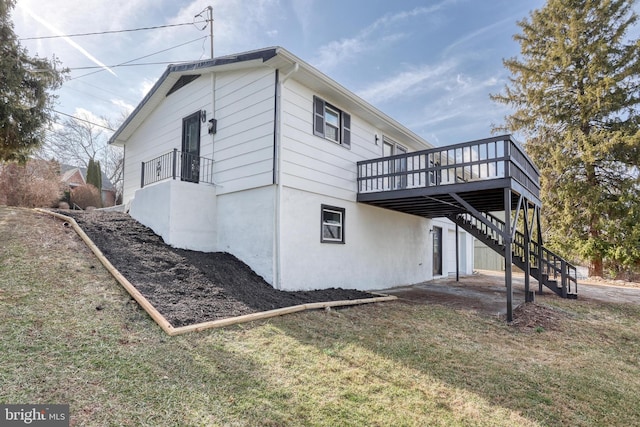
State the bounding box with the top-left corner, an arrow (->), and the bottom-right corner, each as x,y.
0,0 -> 65,162
492,0 -> 640,277
85,158 -> 102,207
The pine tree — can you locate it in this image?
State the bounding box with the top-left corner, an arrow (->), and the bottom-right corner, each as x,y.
492,0 -> 640,277
0,0 -> 65,162
85,158 -> 102,207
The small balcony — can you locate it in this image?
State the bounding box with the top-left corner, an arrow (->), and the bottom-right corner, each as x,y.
140,149 -> 215,188
356,135 -> 541,218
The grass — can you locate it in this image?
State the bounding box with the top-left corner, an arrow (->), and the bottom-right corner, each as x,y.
1,206 -> 640,426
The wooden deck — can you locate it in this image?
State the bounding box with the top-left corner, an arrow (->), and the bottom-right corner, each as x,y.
356,135 -> 541,218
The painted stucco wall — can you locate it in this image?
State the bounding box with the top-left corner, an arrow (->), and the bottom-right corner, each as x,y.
129,180 -> 217,252
216,185 -> 275,285
277,187 -> 430,291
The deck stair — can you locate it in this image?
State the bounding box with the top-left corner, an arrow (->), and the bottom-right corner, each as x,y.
448,211 -> 578,299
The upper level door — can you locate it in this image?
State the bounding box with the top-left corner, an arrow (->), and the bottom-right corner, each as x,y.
181,111 -> 201,183
383,137 -> 407,190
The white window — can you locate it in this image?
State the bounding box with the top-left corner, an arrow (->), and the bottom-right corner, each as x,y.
324,105 -> 340,142
313,96 -> 351,148
321,205 -> 345,243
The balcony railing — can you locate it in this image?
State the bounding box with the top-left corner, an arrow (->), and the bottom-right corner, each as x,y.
141,149 -> 214,188
357,135 -> 540,198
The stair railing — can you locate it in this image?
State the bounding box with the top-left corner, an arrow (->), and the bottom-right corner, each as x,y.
452,211 -> 577,296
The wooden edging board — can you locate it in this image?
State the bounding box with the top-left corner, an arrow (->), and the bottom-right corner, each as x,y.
35,209 -> 397,336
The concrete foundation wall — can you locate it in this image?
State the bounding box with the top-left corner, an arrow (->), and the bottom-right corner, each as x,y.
129,180 -> 217,252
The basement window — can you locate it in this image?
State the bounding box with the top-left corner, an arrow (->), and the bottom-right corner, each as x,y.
321,205 -> 345,244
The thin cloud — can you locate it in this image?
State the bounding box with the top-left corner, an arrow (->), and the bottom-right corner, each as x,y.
313,0 -> 457,70
442,15 -> 515,57
357,61 -> 458,104
407,73 -> 508,142
111,99 -> 135,114
17,2 -> 116,76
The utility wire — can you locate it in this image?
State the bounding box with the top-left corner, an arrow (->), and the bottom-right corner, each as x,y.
67,60 -> 195,71
51,109 -> 115,131
69,36 -> 207,80
19,21 -> 207,41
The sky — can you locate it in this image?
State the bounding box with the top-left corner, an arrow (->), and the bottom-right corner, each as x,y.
11,0 -> 565,147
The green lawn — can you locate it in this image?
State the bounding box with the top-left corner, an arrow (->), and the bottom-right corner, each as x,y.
1,206 -> 639,426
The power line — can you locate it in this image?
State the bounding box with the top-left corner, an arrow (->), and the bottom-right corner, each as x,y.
50,109 -> 115,131
67,60 -> 194,71
69,36 -> 207,80
19,21 -> 207,41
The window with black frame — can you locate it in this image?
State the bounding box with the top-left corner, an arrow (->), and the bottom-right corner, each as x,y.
321,205 -> 345,243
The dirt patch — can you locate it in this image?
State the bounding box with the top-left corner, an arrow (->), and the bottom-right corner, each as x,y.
57,210 -> 376,327
509,303 -> 569,332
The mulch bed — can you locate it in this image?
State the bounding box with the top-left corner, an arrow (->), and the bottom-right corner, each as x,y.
59,210 -> 376,327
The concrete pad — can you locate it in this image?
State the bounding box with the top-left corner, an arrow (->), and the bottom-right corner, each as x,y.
381,270 -> 640,316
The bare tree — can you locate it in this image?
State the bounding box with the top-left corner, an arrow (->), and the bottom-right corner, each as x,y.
40,111 -> 124,201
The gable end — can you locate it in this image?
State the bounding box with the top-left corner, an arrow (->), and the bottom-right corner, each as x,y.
167,74 -> 201,96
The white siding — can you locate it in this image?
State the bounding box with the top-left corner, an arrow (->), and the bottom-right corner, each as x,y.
122,75 -> 213,203
212,68 -> 276,194
280,80 -> 422,201
122,67 -> 276,203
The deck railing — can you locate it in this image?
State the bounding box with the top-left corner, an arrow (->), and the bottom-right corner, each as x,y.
140,149 -> 215,188
357,135 -> 540,198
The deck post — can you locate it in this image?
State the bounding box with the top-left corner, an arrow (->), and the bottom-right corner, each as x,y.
140,162 -> 145,188
524,204 -> 533,302
455,223 -> 460,282
504,188 -> 513,322
536,207 -> 544,294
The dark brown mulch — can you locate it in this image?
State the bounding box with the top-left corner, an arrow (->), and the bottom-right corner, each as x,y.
59,210 -> 376,327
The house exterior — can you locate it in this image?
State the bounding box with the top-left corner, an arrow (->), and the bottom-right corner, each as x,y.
109,46 -> 476,292
60,164 -> 117,207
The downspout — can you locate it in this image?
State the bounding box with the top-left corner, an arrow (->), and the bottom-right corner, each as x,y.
273,62 -> 298,290
211,72 -> 216,161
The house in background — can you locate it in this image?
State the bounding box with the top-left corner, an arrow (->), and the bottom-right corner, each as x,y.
109,46 -> 577,317
60,164 -> 117,207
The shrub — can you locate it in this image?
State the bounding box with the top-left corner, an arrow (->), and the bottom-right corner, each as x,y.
0,160 -> 63,208
70,184 -> 101,210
